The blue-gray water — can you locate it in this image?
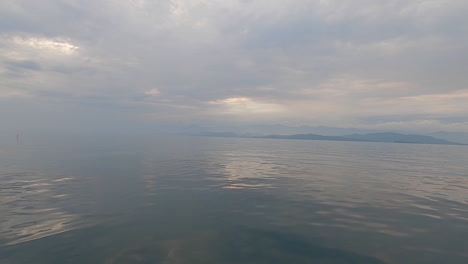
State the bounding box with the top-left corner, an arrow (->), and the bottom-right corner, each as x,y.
1,134 -> 467,264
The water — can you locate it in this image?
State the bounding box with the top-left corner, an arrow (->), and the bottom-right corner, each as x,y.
1,134 -> 467,263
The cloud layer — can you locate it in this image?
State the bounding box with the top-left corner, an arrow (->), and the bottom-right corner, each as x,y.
1,0 -> 468,132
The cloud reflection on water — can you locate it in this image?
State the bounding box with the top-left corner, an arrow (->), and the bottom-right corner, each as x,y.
201,139 -> 468,262
0,172 -> 80,246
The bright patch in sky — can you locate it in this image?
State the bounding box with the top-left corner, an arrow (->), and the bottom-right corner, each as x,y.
145,89 -> 161,96
13,37 -> 78,54
211,97 -> 284,115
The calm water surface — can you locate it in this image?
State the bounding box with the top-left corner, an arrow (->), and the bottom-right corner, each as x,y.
1,134 -> 467,263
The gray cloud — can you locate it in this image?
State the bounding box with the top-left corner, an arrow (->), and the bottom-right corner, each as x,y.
1,0 -> 468,133
5,60 -> 41,71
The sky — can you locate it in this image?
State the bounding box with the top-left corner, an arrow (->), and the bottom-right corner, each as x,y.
1,0 -> 468,133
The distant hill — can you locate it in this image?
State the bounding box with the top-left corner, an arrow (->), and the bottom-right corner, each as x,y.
261,134 -> 366,142
174,124 -> 378,137
260,132 -> 463,145
426,131 -> 468,144
192,132 -> 239,137
152,124 -> 468,143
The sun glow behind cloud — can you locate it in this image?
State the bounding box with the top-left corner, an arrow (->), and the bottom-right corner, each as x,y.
145,89 -> 161,96
12,37 -> 78,55
210,97 -> 284,116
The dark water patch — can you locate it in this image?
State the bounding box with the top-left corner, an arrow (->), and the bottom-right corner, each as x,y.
2,226 -> 386,264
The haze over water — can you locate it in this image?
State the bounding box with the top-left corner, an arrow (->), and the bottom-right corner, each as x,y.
1,134 -> 467,264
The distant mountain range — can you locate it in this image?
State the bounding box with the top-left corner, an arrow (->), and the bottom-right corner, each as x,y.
194,132 -> 464,145
170,124 -> 468,144
179,124 -> 378,137
261,132 -> 463,145
427,131 -> 468,144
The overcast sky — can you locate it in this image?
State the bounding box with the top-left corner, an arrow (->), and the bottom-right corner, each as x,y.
1,0 -> 468,133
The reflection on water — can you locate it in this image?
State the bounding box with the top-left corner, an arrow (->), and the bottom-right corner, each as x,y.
0,171 -> 81,246
221,159 -> 277,189
1,135 -> 468,264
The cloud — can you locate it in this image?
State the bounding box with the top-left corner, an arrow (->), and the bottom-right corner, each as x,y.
12,36 -> 78,54
0,0 -> 467,132
144,89 -> 161,96
4,59 -> 41,72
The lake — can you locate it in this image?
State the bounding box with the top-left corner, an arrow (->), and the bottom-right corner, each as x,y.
1,134 -> 467,263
